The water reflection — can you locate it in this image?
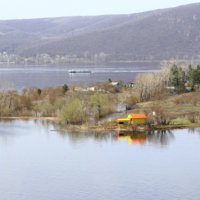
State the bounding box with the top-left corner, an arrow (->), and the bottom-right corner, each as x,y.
1,120 -> 200,200
49,121 -> 176,146
188,127 -> 200,135
0,118 -> 17,123
147,130 -> 175,146
0,119 -> 27,145
0,119 -> 176,147
32,119 -> 57,133
57,129 -> 117,143
53,123 -> 175,146
115,130 -> 175,146
116,132 -> 146,144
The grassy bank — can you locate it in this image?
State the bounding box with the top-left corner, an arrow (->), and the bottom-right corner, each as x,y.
130,92 -> 200,131
153,119 -> 200,130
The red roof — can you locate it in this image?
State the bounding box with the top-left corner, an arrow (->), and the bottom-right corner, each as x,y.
130,80 -> 136,84
128,114 -> 146,119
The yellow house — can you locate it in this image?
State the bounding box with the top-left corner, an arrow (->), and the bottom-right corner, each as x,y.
127,113 -> 146,125
115,118 -> 130,127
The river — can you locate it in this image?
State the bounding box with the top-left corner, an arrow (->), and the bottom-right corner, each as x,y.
0,63 -> 159,91
1,120 -> 200,200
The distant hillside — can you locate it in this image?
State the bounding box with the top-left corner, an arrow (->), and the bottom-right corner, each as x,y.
1,3 -> 200,62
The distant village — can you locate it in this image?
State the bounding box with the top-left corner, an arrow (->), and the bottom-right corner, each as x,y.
0,52 -> 108,65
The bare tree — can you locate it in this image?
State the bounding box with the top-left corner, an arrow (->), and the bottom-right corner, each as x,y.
151,102 -> 173,125
135,63 -> 172,102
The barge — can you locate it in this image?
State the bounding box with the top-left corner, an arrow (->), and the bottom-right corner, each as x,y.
68,69 -> 91,73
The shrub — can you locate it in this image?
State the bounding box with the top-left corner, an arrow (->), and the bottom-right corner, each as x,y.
151,102 -> 174,125
188,112 -> 199,123
173,96 -> 183,104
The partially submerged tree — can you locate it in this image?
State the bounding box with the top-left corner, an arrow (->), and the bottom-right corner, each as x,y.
60,98 -> 88,124
89,92 -> 109,121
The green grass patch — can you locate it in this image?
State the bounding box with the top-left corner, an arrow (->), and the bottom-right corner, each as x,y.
154,118 -> 200,130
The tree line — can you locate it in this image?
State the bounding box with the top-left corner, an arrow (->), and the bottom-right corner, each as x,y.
135,62 -> 200,102
0,80 -> 138,125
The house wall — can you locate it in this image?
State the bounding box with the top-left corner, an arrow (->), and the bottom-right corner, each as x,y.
131,118 -> 146,125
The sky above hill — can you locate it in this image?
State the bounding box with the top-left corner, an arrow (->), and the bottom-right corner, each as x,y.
0,0 -> 200,20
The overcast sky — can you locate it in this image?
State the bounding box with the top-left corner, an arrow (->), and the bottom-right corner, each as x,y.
1,0 -> 200,20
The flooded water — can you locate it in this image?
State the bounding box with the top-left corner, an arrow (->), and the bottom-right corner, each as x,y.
1,120 -> 200,200
0,63 -> 159,90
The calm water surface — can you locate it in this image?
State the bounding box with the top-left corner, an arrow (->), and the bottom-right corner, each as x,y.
0,63 -> 159,90
1,120 -> 200,200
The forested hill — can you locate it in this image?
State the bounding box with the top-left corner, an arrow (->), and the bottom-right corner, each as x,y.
1,3 -> 200,62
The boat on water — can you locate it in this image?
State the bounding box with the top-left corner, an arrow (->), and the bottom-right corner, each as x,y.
68,69 -> 91,73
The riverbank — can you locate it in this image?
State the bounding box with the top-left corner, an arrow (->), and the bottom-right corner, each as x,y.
153,119 -> 200,130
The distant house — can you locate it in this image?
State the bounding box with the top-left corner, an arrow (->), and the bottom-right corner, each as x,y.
166,87 -> 178,94
96,87 -> 105,92
116,113 -> 146,127
126,80 -> 136,87
166,81 -> 193,93
127,113 -> 146,125
184,81 -> 192,91
88,86 -> 97,91
82,86 -> 88,91
110,81 -> 121,87
74,86 -> 99,92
